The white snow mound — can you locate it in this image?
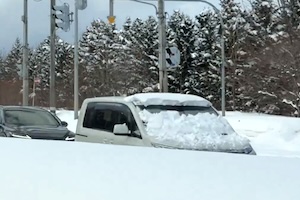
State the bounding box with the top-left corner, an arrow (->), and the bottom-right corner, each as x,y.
139,110 -> 250,151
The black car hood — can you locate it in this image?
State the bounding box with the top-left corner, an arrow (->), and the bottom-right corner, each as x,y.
10,125 -> 71,140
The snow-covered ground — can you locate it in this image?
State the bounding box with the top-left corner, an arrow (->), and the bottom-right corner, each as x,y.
1,110 -> 300,200
57,110 -> 300,158
0,137 -> 300,200
224,111 -> 300,157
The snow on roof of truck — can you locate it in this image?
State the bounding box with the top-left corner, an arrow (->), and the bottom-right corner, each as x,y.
124,93 -> 212,107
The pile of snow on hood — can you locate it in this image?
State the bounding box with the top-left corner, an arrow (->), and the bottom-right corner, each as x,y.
139,110 -> 250,151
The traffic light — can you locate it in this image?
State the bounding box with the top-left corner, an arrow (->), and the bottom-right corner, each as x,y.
52,3 -> 72,32
107,16 -> 116,24
76,0 -> 87,10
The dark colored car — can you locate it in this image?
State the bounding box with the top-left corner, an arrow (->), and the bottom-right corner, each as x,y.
0,106 -> 75,141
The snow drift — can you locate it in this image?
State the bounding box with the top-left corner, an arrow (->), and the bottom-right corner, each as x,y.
0,137 -> 300,200
139,109 -> 250,152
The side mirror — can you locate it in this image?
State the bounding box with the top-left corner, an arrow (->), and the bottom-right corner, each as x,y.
113,123 -> 130,136
61,121 -> 68,127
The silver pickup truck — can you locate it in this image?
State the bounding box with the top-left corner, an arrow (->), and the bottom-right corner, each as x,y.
75,92 -> 255,155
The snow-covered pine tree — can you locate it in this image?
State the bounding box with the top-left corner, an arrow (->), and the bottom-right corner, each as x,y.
241,0 -> 300,115
220,0 -> 253,111
248,0 -> 278,46
26,38 -> 49,106
166,11 -> 199,95
243,0 -> 300,116
243,36 -> 300,116
120,16 -> 159,93
3,38 -> 23,81
0,52 -> 4,80
283,0 -> 300,31
29,37 -> 74,107
109,25 -> 145,95
79,19 -> 122,97
194,11 -> 222,108
55,39 -> 74,107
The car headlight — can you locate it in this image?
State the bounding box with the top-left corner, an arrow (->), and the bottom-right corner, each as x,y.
65,136 -> 75,141
65,131 -> 75,141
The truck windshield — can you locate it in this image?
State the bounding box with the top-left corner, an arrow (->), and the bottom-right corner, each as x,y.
138,105 -> 218,116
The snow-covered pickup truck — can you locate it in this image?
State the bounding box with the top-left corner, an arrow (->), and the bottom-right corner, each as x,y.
75,93 -> 256,155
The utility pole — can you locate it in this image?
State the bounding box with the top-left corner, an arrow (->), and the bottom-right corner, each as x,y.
74,0 -> 87,119
221,25 -> 225,117
22,0 -> 29,106
74,4 -> 79,119
50,0 -> 56,113
158,0 -> 168,92
109,0 -> 114,19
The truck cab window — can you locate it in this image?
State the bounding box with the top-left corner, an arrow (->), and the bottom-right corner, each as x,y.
83,102 -> 140,136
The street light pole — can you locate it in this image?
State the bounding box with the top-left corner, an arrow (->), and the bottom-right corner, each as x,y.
50,0 -> 56,113
220,21 -> 225,117
22,0 -> 29,106
157,0 -> 168,92
74,0 -> 87,119
74,3 -> 79,119
109,0 -> 114,18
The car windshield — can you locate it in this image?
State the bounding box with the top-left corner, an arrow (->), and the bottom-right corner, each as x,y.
4,109 -> 60,127
138,105 -> 218,116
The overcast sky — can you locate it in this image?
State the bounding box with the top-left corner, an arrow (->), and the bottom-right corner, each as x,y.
0,0 -> 249,54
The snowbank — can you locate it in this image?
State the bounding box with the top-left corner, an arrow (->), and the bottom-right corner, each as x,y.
124,92 -> 211,106
139,109 -> 250,152
225,111 -> 300,157
0,137 -> 300,200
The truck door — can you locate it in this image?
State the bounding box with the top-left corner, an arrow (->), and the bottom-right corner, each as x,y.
78,102 -> 144,146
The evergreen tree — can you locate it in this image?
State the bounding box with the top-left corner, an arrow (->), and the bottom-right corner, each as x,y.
79,19 -> 122,97
220,0 -> 253,110
167,11 -> 199,95
3,38 -> 23,81
195,11 -> 222,107
0,52 -> 4,80
282,0 -> 300,30
120,16 -> 159,93
55,39 -> 74,107
249,0 -> 279,45
29,37 -> 74,107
